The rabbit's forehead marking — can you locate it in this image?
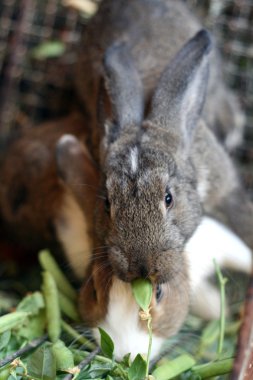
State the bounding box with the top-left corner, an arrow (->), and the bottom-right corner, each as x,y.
129,146 -> 139,174
106,142 -> 174,181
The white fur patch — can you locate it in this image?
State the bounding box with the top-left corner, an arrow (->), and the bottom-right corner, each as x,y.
185,217 -> 252,318
58,134 -> 81,156
94,277 -> 164,360
196,166 -> 209,201
55,192 -> 93,279
129,147 -> 138,174
58,134 -> 77,146
197,178 -> 209,200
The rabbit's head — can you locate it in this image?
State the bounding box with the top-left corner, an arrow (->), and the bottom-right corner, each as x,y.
98,30 -> 212,283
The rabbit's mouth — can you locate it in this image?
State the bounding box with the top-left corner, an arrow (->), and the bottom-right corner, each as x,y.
108,245 -> 185,284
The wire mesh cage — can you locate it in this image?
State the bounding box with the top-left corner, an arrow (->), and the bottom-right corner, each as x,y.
187,0 -> 253,195
188,0 -> 253,132
0,0 -> 252,194
0,0 -> 252,127
0,0 -> 88,133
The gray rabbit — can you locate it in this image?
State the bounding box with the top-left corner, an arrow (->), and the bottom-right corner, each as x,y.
57,0 -> 253,326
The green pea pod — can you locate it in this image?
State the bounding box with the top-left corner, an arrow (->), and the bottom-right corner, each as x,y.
131,279 -> 153,311
191,358 -> 233,379
39,250 -> 76,301
152,354 -> 196,380
0,311 -> 28,334
42,271 -> 61,343
0,368 -> 10,380
58,292 -> 80,322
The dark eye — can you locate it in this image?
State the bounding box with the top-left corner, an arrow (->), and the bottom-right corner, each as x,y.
155,284 -> 163,303
165,190 -> 173,209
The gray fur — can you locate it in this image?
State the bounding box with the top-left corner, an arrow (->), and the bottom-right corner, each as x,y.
104,43 -> 144,131
75,0 -> 244,154
73,0 -> 252,325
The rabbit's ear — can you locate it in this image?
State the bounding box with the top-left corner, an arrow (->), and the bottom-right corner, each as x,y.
104,43 -> 144,133
56,134 -> 99,200
147,30 -> 212,145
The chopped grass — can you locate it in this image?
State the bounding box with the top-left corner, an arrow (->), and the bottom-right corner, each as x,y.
0,251 -> 244,380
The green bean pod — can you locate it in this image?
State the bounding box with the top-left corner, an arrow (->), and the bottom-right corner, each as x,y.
58,292 -> 80,322
0,311 -> 28,334
152,354 -> 196,380
39,250 -> 76,301
42,271 -> 61,343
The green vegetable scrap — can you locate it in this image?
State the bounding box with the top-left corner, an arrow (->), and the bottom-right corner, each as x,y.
0,247 -> 238,379
131,278 -> 153,312
31,41 -> 65,60
152,354 -> 196,380
131,279 -> 153,379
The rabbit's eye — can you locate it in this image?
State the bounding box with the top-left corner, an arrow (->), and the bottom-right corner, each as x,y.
165,190 -> 173,208
155,284 -> 163,303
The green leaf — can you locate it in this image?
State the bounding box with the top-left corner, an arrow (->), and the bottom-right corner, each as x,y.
131,279 -> 153,311
16,310 -> 46,340
0,330 -> 11,351
9,366 -> 24,380
121,353 -> 131,368
152,354 -> 196,380
27,343 -> 56,380
31,41 -> 65,60
75,362 -> 113,379
128,354 -> 146,380
52,340 -> 74,371
98,328 -> 114,359
17,292 -> 44,315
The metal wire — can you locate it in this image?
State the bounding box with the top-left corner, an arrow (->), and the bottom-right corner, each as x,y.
0,0 -> 86,132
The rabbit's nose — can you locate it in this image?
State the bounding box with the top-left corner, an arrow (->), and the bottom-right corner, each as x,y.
139,264 -> 149,278
128,262 -> 150,279
133,262 -> 156,280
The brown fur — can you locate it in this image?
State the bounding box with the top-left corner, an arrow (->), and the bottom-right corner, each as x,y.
79,256 -> 112,327
0,112 -> 98,261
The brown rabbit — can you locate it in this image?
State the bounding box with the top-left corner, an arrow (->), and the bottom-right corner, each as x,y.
0,113 -> 99,279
